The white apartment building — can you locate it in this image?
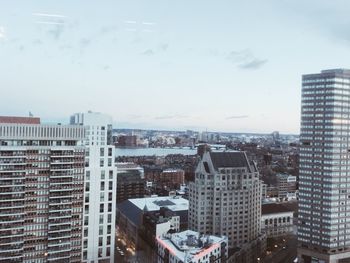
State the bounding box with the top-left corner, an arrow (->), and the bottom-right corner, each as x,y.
0,116 -> 85,263
70,112 -> 117,263
188,151 -> 261,249
156,230 -> 228,263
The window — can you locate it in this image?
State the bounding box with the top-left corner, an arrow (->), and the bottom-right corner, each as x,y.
100,148 -> 104,157
101,170 -> 105,180
100,181 -> 105,191
100,204 -> 104,213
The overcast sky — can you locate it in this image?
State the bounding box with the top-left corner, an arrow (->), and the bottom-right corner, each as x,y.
1,0 -> 350,133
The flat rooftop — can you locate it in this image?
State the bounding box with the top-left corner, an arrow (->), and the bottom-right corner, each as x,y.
118,196 -> 189,227
157,230 -> 226,261
130,196 -> 188,212
0,116 -> 40,124
262,203 -> 295,215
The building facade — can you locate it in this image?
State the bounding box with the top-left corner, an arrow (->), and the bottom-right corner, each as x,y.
70,112 -> 117,263
0,117 -> 85,263
298,69 -> 350,262
116,162 -> 145,203
276,173 -> 297,199
156,230 -> 228,263
188,151 -> 262,251
117,196 -> 189,251
261,203 -> 294,238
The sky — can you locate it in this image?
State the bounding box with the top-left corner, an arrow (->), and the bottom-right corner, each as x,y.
1,0 -> 350,134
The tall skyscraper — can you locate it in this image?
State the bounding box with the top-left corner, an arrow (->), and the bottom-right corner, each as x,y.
70,112 -> 117,263
188,151 -> 262,259
298,69 -> 350,263
0,116 -> 85,263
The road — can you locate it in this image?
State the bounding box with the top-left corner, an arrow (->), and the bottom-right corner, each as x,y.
263,236 -> 297,263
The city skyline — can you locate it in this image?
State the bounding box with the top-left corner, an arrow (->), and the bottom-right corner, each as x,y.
2,1 -> 350,133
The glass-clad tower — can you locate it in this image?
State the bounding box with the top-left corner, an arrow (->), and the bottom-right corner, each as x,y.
298,69 -> 350,262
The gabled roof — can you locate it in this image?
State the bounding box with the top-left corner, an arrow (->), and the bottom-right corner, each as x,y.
0,116 -> 40,124
209,152 -> 249,169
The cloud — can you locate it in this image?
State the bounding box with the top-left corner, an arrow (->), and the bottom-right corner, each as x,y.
79,38 -> 91,48
239,59 -> 268,69
226,115 -> 249,119
141,44 -> 169,56
226,49 -> 267,70
33,13 -> 66,18
103,65 -> 110,70
0,26 -> 6,40
142,29 -> 154,33
155,115 -> 188,120
142,21 -> 156,26
99,25 -> 118,35
32,39 -> 43,45
46,24 -> 65,40
158,43 -> 169,51
141,49 -> 154,56
124,20 -> 137,24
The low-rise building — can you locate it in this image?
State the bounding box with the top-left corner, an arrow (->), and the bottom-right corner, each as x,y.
156,230 -> 228,263
117,196 -> 189,250
261,203 -> 294,238
276,173 -> 297,198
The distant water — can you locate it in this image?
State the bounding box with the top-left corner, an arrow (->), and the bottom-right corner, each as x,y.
114,147 -> 197,156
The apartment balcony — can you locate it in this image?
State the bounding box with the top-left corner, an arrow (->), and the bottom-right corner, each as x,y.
49,187 -> 73,192
49,225 -> 71,233
0,252 -> 23,262
0,236 -> 24,244
47,254 -> 70,262
48,233 -> 72,241
48,212 -> 71,220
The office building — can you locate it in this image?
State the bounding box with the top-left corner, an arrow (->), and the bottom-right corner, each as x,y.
156,230 -> 228,263
276,173 -> 297,199
140,207 -> 180,248
116,162 -> 145,203
0,116 -> 85,263
298,69 -> 350,262
117,196 -> 189,250
188,151 -> 264,262
70,112 -> 117,263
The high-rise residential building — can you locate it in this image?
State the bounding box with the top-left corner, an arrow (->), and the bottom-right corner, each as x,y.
298,69 -> 350,263
0,116 -> 85,263
188,151 -> 262,261
70,112 -> 117,263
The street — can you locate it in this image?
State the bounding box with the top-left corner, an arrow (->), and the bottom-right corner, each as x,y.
263,235 -> 297,263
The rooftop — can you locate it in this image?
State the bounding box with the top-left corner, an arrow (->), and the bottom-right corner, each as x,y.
157,230 -> 226,261
117,196 -> 189,227
262,203 -> 295,215
0,116 -> 40,124
209,151 -> 249,169
130,196 -> 188,212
